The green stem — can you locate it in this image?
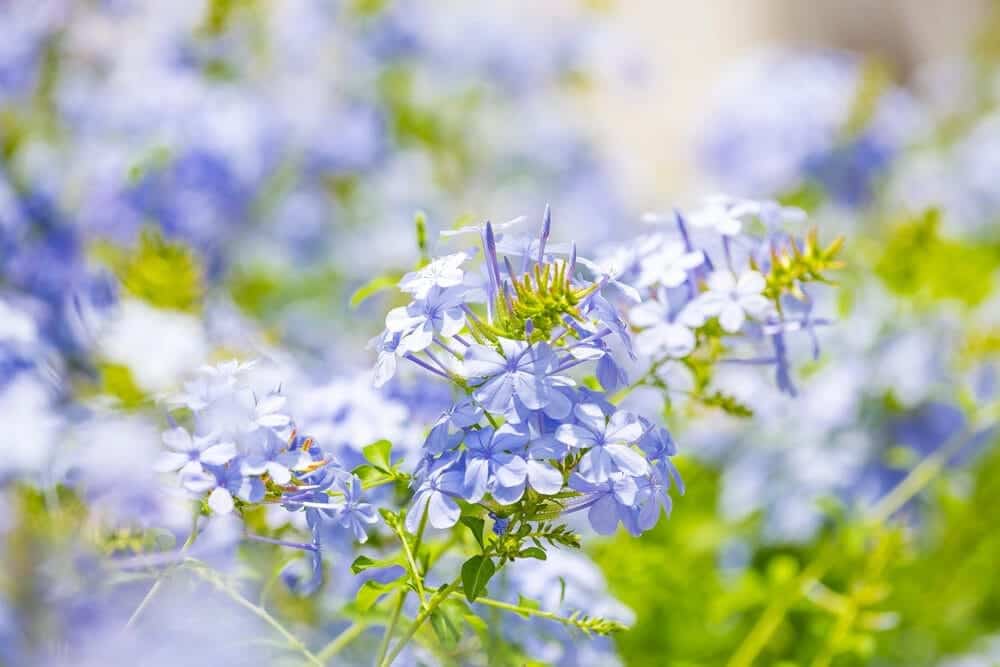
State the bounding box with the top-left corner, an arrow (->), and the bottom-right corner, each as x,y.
726,545 -> 836,667
374,591 -> 407,667
400,506 -> 430,607
315,621 -> 369,663
728,415 -> 993,667
866,421 -> 979,524
473,597 -> 627,633
125,510 -> 201,630
380,577 -> 463,667
189,564 -> 323,667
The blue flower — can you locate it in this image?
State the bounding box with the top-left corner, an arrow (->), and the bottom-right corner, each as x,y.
240,427 -> 304,485
630,468 -> 675,533
567,473 -> 639,536
425,397 -> 483,454
460,425 -> 532,505
333,476 -> 379,543
385,285 -> 467,354
204,464 -> 266,515
406,468 -> 465,532
154,427 -> 237,476
463,338 -> 571,417
490,422 -> 567,498
555,404 -> 648,482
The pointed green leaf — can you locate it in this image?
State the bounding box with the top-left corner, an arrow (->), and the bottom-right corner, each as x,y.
350,274 -> 401,309
516,594 -> 542,617
460,516 -> 485,550
355,580 -> 395,612
518,547 -> 547,560
461,555 -> 496,602
350,555 -> 377,575
362,440 -> 393,473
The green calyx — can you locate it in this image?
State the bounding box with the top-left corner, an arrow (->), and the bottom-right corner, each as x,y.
467,259 -> 596,345
753,227 -> 845,309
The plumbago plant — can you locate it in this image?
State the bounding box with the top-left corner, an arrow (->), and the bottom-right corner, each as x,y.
138,202 -> 843,665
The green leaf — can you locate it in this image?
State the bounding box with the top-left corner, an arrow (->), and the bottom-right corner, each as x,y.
95,362 -> 148,410
516,595 -> 542,618
355,580 -> 395,612
362,440 -> 393,473
350,555 -> 377,575
875,208 -> 1000,307
414,210 -> 429,261
461,555 -> 496,602
349,274 -> 401,309
464,613 -> 489,634
430,598 -> 467,649
518,547 -> 547,560
460,516 -> 485,550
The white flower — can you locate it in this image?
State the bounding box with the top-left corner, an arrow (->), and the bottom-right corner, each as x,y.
694,270 -> 773,333
628,300 -> 702,359
687,198 -> 744,236
398,252 -> 468,298
155,427 -> 237,475
635,240 -> 704,288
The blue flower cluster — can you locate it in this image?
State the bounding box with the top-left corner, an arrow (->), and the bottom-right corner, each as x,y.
160,360 -> 378,587
599,195 -> 837,397
373,210 -> 683,536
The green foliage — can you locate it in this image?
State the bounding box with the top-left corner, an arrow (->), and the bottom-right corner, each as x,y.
462,555 -> 496,602
229,264 -> 346,320
697,390 -> 755,418
350,273 -> 403,308
874,208 -> 1000,307
595,433 -> 1000,666
354,440 -> 409,490
460,516 -> 486,551
377,65 -> 479,187
95,362 -> 149,410
93,228 -> 204,313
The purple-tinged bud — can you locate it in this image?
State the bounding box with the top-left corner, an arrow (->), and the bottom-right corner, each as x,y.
501,280 -> 515,313
538,204 -> 551,265
504,255 -> 517,281
673,208 -> 693,251
525,318 -> 535,337
483,221 -> 502,291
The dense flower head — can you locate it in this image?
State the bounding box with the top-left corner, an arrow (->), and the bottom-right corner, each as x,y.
374,208 -> 683,537
161,361 -> 378,556
598,196 -> 842,400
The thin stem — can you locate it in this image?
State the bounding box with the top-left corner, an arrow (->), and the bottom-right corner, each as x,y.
125,511 -> 200,630
400,507 -> 429,607
473,596 -> 626,632
728,415 -> 994,667
375,591 -> 407,667
865,421 -> 979,524
189,564 -> 323,667
380,577 -> 463,667
316,622 -> 369,663
245,534 -> 318,552
726,545 -> 836,667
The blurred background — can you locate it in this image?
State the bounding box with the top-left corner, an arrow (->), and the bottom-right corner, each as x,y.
1,1 -> 999,666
